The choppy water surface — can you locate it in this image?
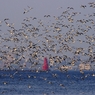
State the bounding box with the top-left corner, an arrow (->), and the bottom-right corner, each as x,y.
0,70 -> 95,95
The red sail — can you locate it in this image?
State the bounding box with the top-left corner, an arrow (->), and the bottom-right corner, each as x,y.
42,57 -> 48,71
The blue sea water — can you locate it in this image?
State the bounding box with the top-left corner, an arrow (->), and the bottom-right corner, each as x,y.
0,70 -> 95,95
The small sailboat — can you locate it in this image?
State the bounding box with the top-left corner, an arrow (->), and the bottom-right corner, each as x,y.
42,57 -> 49,71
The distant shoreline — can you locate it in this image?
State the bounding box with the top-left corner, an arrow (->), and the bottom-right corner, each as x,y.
0,69 -> 94,72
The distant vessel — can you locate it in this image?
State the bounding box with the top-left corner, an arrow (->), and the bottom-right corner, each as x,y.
42,57 -> 49,71
79,63 -> 91,71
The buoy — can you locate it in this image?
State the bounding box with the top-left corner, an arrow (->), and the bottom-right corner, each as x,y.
42,57 -> 48,71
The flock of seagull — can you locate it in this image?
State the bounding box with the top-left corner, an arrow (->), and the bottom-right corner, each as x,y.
0,2 -> 95,95
0,2 -> 95,72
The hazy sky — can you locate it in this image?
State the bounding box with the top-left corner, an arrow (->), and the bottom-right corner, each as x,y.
0,0 -> 95,70
0,0 -> 94,30
0,0 -> 95,24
